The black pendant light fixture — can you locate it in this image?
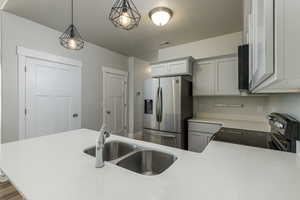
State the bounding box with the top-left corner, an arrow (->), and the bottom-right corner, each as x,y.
109,0 -> 141,31
59,0 -> 84,50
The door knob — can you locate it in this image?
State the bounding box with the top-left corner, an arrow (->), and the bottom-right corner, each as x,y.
73,113 -> 79,118
106,111 -> 111,114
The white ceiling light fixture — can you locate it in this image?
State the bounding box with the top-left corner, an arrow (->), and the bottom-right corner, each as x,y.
149,7 -> 173,26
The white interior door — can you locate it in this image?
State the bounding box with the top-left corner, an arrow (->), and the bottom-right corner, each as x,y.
25,58 -> 81,138
103,68 -> 127,136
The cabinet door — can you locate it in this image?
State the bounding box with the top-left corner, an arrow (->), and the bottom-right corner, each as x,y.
168,60 -> 187,75
188,131 -> 211,153
193,61 -> 215,96
151,64 -> 167,77
250,0 -> 274,89
216,58 -> 240,95
168,60 -> 191,76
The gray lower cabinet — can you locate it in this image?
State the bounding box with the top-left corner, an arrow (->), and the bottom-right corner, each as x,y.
189,131 -> 213,152
188,122 -> 221,153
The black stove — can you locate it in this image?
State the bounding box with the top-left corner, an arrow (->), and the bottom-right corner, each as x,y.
212,113 -> 300,153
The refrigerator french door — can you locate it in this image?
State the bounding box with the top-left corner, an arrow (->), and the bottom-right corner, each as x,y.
143,76 -> 193,149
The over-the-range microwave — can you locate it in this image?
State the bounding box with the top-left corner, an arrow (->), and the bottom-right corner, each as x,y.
238,44 -> 249,91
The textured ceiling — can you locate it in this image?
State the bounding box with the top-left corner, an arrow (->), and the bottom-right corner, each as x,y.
4,0 -> 243,60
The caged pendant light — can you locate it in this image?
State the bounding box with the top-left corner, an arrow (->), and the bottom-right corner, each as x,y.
59,0 -> 84,50
109,0 -> 141,31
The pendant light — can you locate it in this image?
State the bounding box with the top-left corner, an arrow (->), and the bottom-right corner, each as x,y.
59,0 -> 84,50
109,0 -> 141,31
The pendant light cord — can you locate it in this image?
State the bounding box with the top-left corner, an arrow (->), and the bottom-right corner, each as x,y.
71,0 -> 73,25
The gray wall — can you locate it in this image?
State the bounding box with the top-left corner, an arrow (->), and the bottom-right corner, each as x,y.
133,58 -> 151,133
194,94 -> 300,122
1,12 -> 128,143
158,32 -> 243,61
128,57 -> 151,136
268,94 -> 300,120
194,96 -> 269,117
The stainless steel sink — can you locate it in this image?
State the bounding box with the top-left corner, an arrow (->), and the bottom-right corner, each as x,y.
84,141 -> 136,161
84,141 -> 177,175
116,150 -> 177,175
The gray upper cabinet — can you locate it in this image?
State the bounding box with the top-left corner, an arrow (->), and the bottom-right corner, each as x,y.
193,60 -> 215,96
215,58 -> 240,96
193,56 -> 240,96
246,0 -> 300,93
248,0 -> 274,90
151,57 -> 193,77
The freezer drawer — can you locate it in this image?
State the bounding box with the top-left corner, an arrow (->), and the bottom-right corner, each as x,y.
143,129 -> 182,149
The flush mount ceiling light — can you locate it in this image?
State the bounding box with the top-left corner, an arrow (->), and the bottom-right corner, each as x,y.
109,0 -> 141,31
149,7 -> 173,26
59,0 -> 84,50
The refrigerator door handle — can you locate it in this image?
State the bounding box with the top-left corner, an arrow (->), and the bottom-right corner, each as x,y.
159,87 -> 163,122
156,87 -> 160,122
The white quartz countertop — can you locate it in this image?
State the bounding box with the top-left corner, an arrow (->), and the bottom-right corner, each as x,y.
188,118 -> 270,132
1,129 -> 300,200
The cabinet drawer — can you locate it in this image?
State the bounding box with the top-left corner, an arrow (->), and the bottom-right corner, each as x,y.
188,122 -> 221,133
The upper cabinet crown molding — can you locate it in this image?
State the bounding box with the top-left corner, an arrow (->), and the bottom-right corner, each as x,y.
150,57 -> 194,77
247,0 -> 300,93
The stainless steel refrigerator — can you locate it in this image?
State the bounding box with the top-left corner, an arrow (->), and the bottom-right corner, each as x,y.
143,76 -> 193,149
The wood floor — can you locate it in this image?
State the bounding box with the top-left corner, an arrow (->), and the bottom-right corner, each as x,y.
0,181 -> 23,200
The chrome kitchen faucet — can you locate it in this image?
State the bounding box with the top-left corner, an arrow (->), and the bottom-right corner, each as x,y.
95,125 -> 111,168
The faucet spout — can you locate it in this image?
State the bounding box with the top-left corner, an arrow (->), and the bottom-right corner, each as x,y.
95,125 -> 111,168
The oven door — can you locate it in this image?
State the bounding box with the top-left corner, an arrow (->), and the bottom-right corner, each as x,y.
143,129 -> 182,149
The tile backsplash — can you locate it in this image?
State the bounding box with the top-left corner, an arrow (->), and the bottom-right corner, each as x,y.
194,96 -> 269,117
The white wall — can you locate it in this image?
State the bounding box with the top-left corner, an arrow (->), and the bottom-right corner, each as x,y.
128,57 -> 151,137
158,32 -> 243,61
1,12 -> 128,143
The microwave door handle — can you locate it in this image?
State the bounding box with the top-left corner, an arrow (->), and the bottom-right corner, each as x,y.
156,87 -> 160,122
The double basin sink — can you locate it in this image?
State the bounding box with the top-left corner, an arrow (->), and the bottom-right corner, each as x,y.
84,141 -> 177,176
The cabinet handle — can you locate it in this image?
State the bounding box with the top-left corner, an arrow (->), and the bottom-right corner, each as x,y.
145,132 -> 176,138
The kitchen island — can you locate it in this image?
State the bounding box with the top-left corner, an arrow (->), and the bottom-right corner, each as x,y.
1,129 -> 300,200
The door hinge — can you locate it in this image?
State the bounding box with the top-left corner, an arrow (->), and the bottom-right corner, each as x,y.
24,108 -> 27,115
